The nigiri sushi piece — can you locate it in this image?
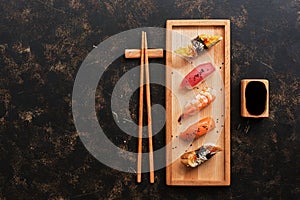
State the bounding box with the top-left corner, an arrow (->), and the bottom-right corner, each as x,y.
180,62 -> 215,89
179,117 -> 215,140
174,34 -> 223,58
178,87 -> 216,123
180,144 -> 222,167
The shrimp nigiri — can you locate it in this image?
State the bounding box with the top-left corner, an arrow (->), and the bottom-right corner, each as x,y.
178,87 -> 216,123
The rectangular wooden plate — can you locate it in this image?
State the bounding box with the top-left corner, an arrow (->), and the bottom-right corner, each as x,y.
165,19 -> 230,186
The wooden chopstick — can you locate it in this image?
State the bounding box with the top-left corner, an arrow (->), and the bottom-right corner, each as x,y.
137,31 -> 145,183
144,32 -> 155,183
137,31 -> 155,183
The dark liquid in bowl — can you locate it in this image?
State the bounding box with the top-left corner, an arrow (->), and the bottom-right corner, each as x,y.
245,81 -> 267,115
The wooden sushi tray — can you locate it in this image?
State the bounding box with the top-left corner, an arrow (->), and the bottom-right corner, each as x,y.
165,20 -> 230,186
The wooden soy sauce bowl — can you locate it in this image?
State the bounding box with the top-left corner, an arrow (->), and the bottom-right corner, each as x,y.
241,79 -> 269,118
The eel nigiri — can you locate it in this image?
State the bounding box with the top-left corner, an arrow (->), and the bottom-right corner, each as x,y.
180,144 -> 222,167
179,117 -> 215,140
178,87 -> 216,123
174,34 -> 223,58
180,62 -> 215,89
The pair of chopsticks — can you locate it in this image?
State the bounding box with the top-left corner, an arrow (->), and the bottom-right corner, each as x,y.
137,31 -> 154,183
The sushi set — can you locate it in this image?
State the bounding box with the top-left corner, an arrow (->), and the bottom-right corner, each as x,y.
166,20 -> 230,186
125,19 -> 230,186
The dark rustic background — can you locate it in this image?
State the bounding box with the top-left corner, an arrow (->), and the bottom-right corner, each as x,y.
0,0 -> 299,199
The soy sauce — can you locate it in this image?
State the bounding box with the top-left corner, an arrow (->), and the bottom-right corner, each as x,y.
245,81 -> 267,115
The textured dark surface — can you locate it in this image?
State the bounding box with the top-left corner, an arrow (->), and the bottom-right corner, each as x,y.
0,0 -> 300,199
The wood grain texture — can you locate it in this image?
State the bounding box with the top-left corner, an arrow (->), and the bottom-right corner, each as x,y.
166,19 -> 230,186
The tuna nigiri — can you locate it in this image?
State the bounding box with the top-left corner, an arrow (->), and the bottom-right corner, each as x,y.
180,62 -> 215,89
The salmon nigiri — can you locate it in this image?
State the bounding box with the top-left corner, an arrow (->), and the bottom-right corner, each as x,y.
179,117 -> 215,141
